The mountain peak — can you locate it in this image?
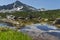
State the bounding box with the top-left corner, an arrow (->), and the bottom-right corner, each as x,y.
0,0 -> 37,12
15,0 -> 20,3
14,0 -> 24,7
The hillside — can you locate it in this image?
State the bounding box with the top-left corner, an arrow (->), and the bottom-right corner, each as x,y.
0,9 -> 60,18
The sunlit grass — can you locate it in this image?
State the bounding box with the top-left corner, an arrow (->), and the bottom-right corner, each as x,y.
0,29 -> 32,40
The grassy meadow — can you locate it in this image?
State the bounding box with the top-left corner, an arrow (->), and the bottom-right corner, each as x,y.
0,28 -> 32,40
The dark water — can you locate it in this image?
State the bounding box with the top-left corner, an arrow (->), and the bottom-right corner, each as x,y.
0,22 -> 13,27
0,23 -> 8,27
37,25 -> 55,31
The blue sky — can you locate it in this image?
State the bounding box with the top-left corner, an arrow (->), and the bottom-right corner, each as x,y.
0,0 -> 60,10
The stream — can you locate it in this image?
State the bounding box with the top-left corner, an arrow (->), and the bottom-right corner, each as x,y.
0,22 -> 60,39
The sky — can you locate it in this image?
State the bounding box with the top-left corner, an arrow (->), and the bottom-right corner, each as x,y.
0,0 -> 60,10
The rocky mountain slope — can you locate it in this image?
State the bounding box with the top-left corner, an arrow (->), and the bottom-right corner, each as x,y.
0,1 -> 38,12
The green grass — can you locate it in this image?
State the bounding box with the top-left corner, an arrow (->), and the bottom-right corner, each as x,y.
0,30 -> 32,40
